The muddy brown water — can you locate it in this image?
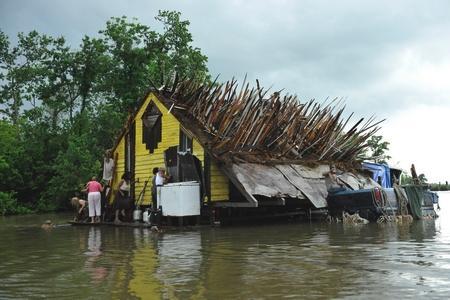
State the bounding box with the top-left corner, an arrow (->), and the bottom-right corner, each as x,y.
1,192 -> 450,299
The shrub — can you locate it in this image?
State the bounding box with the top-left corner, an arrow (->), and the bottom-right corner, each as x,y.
0,192 -> 33,215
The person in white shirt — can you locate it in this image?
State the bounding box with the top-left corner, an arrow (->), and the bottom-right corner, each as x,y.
102,149 -> 115,203
154,167 -> 171,211
155,168 -> 166,186
102,149 -> 114,185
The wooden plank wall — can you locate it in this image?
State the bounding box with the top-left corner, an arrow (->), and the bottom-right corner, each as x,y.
113,92 -> 231,205
133,94 -> 180,205
210,161 -> 229,201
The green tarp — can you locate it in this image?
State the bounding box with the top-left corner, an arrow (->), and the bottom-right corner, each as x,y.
403,185 -> 423,219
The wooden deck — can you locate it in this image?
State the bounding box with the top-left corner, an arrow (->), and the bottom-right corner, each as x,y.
68,220 -> 214,230
69,221 -> 155,228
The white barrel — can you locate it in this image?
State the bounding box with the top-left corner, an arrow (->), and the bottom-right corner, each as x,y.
142,210 -> 150,223
133,209 -> 142,222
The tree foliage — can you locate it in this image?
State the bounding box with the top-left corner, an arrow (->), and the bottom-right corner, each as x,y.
0,11 -> 209,214
418,173 -> 428,183
364,135 -> 392,164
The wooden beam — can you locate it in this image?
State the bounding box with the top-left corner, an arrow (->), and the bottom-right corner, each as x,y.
220,165 -> 259,207
257,198 -> 286,206
212,201 -> 259,208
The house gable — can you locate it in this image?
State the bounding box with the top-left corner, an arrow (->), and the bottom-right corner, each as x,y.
113,92 -> 229,205
133,93 -> 180,204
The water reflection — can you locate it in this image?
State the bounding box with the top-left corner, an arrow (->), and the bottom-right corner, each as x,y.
0,193 -> 450,299
87,219 -> 447,299
84,228 -> 108,283
156,233 -> 202,299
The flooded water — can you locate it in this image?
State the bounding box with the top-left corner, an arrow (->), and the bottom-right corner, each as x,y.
1,192 -> 450,299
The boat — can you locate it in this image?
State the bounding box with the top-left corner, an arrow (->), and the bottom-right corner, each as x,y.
327,162 -> 438,221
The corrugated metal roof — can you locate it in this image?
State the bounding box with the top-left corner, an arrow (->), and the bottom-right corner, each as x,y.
225,163 -> 380,209
230,163 -> 304,199
226,163 -> 329,208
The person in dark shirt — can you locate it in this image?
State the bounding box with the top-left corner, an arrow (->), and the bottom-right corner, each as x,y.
151,167 -> 159,211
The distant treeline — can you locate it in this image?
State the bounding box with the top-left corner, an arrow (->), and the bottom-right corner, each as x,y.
429,183 -> 450,191
0,11 -> 210,215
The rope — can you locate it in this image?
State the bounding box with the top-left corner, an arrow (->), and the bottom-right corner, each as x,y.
393,184 -> 409,216
371,188 -> 396,223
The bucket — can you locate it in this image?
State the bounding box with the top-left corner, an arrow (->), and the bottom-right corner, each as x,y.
133,209 -> 142,222
143,209 -> 150,223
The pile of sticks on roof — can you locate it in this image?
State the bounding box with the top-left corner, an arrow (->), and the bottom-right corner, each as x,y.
166,78 -> 383,163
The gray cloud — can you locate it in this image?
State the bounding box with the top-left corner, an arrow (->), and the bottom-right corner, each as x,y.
2,0 -> 450,118
2,0 -> 450,180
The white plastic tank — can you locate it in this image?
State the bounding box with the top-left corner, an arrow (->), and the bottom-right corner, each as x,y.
157,181 -> 201,216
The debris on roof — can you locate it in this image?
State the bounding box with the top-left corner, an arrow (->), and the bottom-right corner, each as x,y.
162,78 -> 384,165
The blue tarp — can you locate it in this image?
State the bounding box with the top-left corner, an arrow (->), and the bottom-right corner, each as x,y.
362,162 -> 392,188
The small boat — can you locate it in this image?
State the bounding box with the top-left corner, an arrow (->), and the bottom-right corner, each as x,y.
327,162 -> 438,221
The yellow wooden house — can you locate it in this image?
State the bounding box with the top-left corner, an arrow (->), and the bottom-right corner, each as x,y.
110,88 -> 378,216
111,91 -> 230,208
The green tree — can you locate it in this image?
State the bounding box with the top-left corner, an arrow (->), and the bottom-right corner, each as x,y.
0,120 -> 32,214
365,135 -> 391,164
0,11 -> 210,213
100,11 -> 209,111
0,120 -> 24,192
418,173 -> 428,183
400,173 -> 413,185
0,31 -> 56,124
41,132 -> 101,211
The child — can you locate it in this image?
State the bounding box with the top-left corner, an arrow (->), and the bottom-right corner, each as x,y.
41,220 -> 54,230
71,197 -> 88,222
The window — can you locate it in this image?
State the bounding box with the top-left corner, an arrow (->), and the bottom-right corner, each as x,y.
142,103 -> 162,154
179,129 -> 193,153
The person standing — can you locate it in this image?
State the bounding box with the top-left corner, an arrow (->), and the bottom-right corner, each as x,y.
155,167 -> 169,186
114,173 -> 131,223
151,167 -> 159,211
102,149 -> 115,203
102,149 -> 115,185
85,176 -> 103,223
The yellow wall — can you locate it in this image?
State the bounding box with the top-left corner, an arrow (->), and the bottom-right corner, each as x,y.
113,92 -> 230,204
133,93 -> 180,205
189,133 -> 229,202
191,137 -> 204,164
211,161 -> 229,201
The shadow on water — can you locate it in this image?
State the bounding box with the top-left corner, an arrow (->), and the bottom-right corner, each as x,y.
0,192 -> 450,299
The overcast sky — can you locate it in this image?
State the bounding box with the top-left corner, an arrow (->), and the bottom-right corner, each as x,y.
1,0 -> 450,182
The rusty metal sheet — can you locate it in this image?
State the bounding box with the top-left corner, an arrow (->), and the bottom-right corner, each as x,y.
339,173 -> 363,190
231,164 -> 301,198
354,174 -> 380,189
291,165 -> 329,179
290,164 -> 329,208
224,163 -> 374,209
292,164 -> 365,192
303,178 -> 329,207
275,165 -> 327,208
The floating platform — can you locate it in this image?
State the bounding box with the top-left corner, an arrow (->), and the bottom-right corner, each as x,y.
69,221 -> 156,228
68,221 -> 214,230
